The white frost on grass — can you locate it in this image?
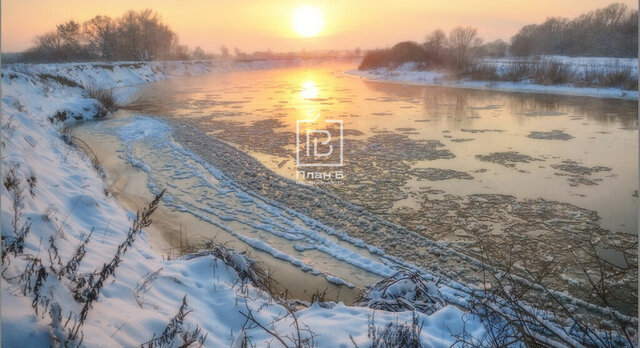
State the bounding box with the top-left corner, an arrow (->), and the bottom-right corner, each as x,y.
349,56 -> 638,100
1,61 -> 483,347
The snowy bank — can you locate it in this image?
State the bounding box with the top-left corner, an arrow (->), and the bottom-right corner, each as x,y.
1,60 -> 483,347
348,56 -> 638,100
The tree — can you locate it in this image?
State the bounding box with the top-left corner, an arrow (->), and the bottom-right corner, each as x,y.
192,46 -> 207,60
219,45 -> 229,59
117,10 -> 143,60
510,3 -> 637,57
35,31 -> 64,61
424,29 -> 447,51
479,39 -> 509,58
56,21 -> 84,60
114,9 -> 175,61
234,47 -> 246,59
447,26 -> 483,74
171,43 -> 190,60
423,29 -> 448,66
83,15 -> 116,60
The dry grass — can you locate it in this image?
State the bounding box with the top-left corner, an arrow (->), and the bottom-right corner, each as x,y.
87,88 -> 117,114
464,64 -> 499,81
466,59 -> 637,90
355,269 -> 445,315
38,73 -> 80,88
180,243 -> 274,295
530,61 -> 575,85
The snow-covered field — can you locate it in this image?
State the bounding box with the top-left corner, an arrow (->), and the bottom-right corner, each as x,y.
1,60 -> 487,347
349,56 -> 638,100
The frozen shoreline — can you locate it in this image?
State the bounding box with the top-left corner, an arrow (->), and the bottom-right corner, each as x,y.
347,57 -> 638,100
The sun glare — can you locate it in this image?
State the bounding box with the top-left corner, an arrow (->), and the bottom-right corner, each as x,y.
300,80 -> 319,99
292,5 -> 324,37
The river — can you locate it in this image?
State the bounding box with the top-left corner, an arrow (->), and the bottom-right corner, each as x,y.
73,61 -> 638,312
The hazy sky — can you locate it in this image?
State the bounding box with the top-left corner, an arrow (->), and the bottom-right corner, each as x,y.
2,0 -> 637,53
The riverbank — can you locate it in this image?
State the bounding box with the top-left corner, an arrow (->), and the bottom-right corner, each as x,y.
1,60 -> 485,347
348,56 -> 638,100
70,111 -> 368,304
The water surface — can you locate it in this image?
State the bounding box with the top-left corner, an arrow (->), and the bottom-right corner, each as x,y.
77,62 -> 638,310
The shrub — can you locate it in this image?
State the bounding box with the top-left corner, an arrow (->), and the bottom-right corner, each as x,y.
500,61 -> 532,82
2,164 -> 32,263
530,61 -> 575,85
140,295 -> 207,348
385,42 -> 427,68
181,244 -> 272,294
359,50 -> 391,70
466,63 -> 499,81
356,270 -> 445,315
73,190 -> 165,326
352,312 -> 424,348
38,73 -> 80,88
597,66 -> 637,89
87,88 -> 117,113
359,42 -> 426,70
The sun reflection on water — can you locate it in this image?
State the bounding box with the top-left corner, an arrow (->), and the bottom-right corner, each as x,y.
300,80 -> 319,100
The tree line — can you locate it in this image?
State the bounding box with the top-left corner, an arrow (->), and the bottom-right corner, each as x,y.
6,8 -> 364,64
359,3 -> 637,72
358,26 -> 492,75
8,3 -> 638,64
18,9 -> 211,63
510,3 -> 637,57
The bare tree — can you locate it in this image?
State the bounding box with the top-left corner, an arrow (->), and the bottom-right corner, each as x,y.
113,9 -> 176,61
82,16 -> 116,60
234,47 -> 247,60
56,21 -> 86,60
219,45 -> 229,59
35,31 -> 65,61
447,26 -> 483,74
192,46 -> 207,60
136,9 -> 175,60
25,9 -> 183,62
510,3 -> 637,57
478,39 -> 509,58
116,10 -> 146,60
423,29 -> 448,66
424,30 -> 447,51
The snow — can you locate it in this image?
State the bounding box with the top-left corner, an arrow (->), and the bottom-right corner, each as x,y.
1,60 -> 485,347
94,114 -> 398,285
348,56 -> 638,100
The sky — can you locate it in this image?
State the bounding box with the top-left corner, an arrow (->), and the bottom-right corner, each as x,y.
1,0 -> 637,53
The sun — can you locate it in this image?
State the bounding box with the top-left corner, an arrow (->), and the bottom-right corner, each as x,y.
292,5 -> 324,37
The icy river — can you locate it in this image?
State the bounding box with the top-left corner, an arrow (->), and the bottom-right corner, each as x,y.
73,62 -> 638,310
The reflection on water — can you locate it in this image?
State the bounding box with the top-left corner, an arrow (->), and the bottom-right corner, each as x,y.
301,80 -> 320,100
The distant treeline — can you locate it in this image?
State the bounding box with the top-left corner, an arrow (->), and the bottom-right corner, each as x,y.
13,9 -> 211,63
359,27 -> 491,74
4,8 -> 364,64
511,3 -> 637,57
360,3 -> 637,72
